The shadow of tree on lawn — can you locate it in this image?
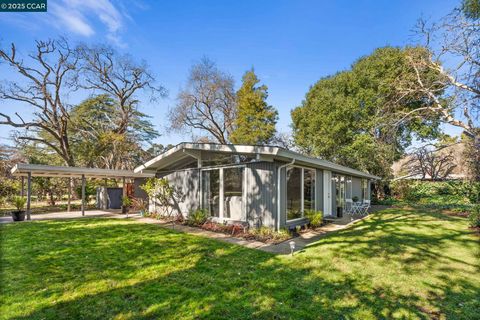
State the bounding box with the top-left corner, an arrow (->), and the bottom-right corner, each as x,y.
1,214 -> 479,320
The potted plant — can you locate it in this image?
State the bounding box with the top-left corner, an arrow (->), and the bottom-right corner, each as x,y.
352,196 -> 359,203
11,196 -> 27,221
122,196 -> 132,215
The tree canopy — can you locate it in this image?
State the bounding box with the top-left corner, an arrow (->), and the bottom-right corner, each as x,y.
292,46 -> 442,177
169,57 -> 236,144
69,94 -> 158,169
0,39 -> 162,169
230,69 -> 278,145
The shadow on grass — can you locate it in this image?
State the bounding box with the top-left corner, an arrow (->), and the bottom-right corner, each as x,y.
1,214 -> 479,320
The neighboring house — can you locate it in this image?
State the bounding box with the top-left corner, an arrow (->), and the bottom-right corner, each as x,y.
134,143 -> 380,230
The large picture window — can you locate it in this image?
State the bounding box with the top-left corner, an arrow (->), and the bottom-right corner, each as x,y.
286,166 -> 316,221
286,167 -> 302,220
304,169 -> 315,211
201,166 -> 245,221
223,167 -> 244,219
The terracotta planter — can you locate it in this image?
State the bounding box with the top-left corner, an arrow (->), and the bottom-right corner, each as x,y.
11,210 -> 26,221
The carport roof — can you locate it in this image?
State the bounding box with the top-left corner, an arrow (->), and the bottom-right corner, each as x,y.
11,164 -> 155,179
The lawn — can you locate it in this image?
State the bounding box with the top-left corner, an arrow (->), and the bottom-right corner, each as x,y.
1,208 -> 479,319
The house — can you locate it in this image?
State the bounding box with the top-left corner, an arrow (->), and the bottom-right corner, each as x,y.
134,143 -> 380,230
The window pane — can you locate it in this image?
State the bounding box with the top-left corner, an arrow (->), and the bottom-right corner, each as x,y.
224,167 -> 244,220
201,152 -> 255,167
304,169 -> 315,210
202,170 -> 220,217
286,167 -> 302,220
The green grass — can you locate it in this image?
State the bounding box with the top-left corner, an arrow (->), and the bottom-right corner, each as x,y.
1,208 -> 479,319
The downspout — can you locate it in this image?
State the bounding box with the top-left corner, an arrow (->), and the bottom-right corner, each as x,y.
277,159 -> 295,231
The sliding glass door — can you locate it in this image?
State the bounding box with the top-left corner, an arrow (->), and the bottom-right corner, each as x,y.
286,166 -> 316,221
202,169 -> 220,217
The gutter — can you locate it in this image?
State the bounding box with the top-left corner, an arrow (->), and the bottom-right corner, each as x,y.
277,159 -> 295,231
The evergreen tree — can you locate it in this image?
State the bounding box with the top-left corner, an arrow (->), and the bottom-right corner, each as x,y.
230,70 -> 278,145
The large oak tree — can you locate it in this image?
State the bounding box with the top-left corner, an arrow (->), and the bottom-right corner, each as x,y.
292,46 -> 442,178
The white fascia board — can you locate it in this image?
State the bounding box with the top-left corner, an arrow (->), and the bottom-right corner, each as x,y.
276,149 -> 381,180
134,144 -> 185,173
135,142 -> 381,180
136,143 -> 283,172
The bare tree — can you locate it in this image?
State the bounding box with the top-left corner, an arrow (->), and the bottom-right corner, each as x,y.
402,144 -> 458,180
394,8 -> 479,144
169,57 -> 236,144
77,45 -> 166,136
0,39 -> 79,166
271,131 -> 297,150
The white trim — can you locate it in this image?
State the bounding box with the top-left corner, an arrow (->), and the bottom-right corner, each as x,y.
11,163 -> 155,179
277,159 -> 295,230
219,168 -> 224,219
323,170 -> 332,217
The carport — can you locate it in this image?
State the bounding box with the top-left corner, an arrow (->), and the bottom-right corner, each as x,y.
10,164 -> 155,220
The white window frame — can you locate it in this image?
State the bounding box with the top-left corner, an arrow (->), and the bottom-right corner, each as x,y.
200,165 -> 246,222
286,165 -> 316,223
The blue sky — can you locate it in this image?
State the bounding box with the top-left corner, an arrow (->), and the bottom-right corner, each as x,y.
0,0 -> 462,146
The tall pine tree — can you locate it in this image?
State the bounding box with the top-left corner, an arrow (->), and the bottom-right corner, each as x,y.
230,69 -> 278,145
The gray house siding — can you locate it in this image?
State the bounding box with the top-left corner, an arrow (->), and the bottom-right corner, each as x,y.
245,161 -> 277,229
133,178 -> 148,199
153,169 -> 201,216
143,159 -> 373,230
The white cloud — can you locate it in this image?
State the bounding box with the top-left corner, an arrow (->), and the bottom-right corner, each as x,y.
49,0 -> 124,45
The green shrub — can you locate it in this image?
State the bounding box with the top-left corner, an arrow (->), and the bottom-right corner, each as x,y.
250,227 -> 290,242
305,209 -> 323,228
122,196 -> 132,207
435,182 -> 455,195
455,181 -> 480,204
11,196 -> 26,211
373,197 -> 399,206
468,205 -> 480,228
187,209 -> 208,225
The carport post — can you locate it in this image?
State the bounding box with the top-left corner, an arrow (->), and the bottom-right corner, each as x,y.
81,174 -> 86,216
20,176 -> 24,197
26,172 -> 31,220
67,177 -> 72,212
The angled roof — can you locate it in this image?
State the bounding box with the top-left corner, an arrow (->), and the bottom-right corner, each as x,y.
134,142 -> 381,180
11,164 -> 155,179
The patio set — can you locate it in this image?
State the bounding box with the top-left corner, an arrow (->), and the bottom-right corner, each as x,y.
344,199 -> 371,219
